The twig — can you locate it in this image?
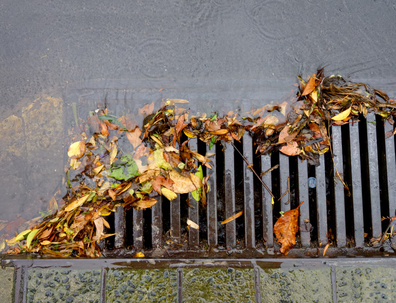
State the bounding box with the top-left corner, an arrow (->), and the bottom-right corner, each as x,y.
231,142 -> 275,198
278,176 -> 290,205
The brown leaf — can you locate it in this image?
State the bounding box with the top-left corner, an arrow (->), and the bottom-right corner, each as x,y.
93,217 -> 104,243
99,121 -> 109,137
68,141 -> 86,159
169,170 -> 202,194
108,189 -> 116,201
152,176 -> 175,194
274,202 -> 303,255
221,210 -> 243,225
278,126 -> 297,144
280,141 -> 301,156
126,128 -> 143,149
301,73 -> 317,96
134,198 -> 157,210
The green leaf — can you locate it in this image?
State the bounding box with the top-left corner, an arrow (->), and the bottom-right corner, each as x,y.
98,114 -> 127,129
209,136 -> 216,150
192,165 -> 203,202
26,229 -> 40,248
210,113 -> 218,121
140,182 -> 153,194
153,149 -> 172,170
109,155 -> 140,181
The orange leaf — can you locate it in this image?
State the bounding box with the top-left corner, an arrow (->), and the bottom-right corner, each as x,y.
152,176 -> 174,194
108,189 -> 116,201
301,73 -> 317,96
221,210 -> 243,225
280,141 -> 301,156
134,198 -> 157,210
210,129 -> 229,135
273,202 -> 303,255
278,126 -> 297,144
100,121 -> 109,137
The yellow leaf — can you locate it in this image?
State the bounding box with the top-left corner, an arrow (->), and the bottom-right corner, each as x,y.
109,144 -> 117,164
310,89 -> 318,103
154,149 -> 172,170
93,164 -> 104,175
64,194 -> 90,212
271,197 -> 275,205
221,211 -> 243,225
26,229 -> 40,248
187,218 -> 199,229
134,252 -> 145,257
165,99 -> 189,105
183,129 -> 197,138
41,240 -> 52,245
67,141 -> 86,159
161,188 -> 177,201
15,229 -> 31,241
332,107 -> 352,121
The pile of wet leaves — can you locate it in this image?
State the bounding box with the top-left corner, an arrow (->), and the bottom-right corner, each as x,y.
4,69 -> 396,257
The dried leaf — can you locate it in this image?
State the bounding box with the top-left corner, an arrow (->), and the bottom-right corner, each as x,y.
165,99 -> 189,105
152,176 -> 174,194
161,188 -> 177,201
99,121 -> 109,137
302,73 -> 317,96
134,252 -> 145,257
210,129 -> 228,135
274,202 -> 303,255
93,217 -> 104,242
332,106 -> 352,121
187,218 -> 199,229
134,198 -> 157,210
169,170 -> 202,194
68,141 -> 86,159
64,194 -> 90,212
278,126 -> 297,144
280,141 -> 301,156
126,128 -> 142,149
109,144 -> 117,165
41,240 -> 52,246
221,210 -> 243,225
26,229 -> 40,249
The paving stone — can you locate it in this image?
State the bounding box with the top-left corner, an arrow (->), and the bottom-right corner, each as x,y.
260,267 -> 332,303
335,266 -> 396,302
0,267 -> 14,302
182,267 -> 255,303
106,268 -> 178,303
27,268 -> 101,303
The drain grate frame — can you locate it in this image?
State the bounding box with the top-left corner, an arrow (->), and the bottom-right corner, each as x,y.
101,113 -> 396,258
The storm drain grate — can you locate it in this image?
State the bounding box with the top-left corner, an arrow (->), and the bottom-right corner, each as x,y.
101,112 -> 396,258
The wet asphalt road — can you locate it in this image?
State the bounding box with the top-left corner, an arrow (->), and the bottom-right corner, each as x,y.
0,0 -> 395,222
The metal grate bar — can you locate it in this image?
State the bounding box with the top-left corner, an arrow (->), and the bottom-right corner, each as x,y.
279,154 -> 290,212
132,208 -> 143,249
316,154 -> 328,245
114,206 -> 125,249
298,158 -> 310,247
261,155 -> 273,247
170,196 -> 181,243
332,126 -> 347,247
188,139 -> 199,248
367,113 -> 382,238
224,143 -> 236,249
151,196 -> 162,248
350,122 -> 365,247
243,136 -> 255,248
206,143 -> 218,246
385,122 -> 396,217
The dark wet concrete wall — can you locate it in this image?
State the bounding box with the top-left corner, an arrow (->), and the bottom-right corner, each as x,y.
0,0 -> 395,225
